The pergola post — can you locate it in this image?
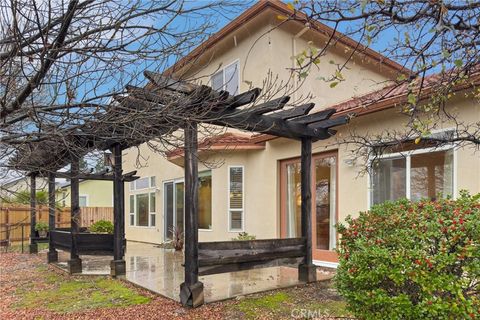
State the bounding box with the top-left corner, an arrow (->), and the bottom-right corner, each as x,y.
47,172 -> 58,262
111,144 -> 126,276
180,122 -> 204,307
298,137 -> 317,282
29,172 -> 38,254
68,156 -> 82,274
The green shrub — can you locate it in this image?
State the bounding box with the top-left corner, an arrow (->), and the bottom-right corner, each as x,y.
232,232 -> 256,241
336,191 -> 480,319
89,220 -> 114,234
35,221 -> 49,232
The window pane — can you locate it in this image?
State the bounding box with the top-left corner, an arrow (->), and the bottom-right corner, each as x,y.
129,195 -> 134,214
315,156 -> 336,250
149,193 -> 156,212
164,183 -> 174,238
199,172 -> 212,229
175,182 -> 184,233
285,162 -> 301,237
135,177 -> 149,189
371,157 -> 406,205
229,167 -> 243,209
129,182 -> 135,191
130,214 -> 135,226
211,70 -> 223,91
79,196 -> 87,207
410,150 -> 453,201
150,177 -> 156,187
230,211 -> 242,230
136,193 -> 149,226
225,62 -> 239,95
150,214 -> 156,227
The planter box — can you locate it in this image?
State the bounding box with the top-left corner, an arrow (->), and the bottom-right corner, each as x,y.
50,230 -> 114,255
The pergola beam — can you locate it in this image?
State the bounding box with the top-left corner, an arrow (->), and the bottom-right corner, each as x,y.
55,171 -> 139,182
270,103 -> 315,120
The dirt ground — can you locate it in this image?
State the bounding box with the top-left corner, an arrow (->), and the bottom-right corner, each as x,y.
0,251 -> 351,320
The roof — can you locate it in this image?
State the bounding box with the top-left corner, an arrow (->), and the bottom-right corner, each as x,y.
250,68 -> 480,143
165,0 -> 409,76
331,68 -> 480,117
166,132 -> 265,161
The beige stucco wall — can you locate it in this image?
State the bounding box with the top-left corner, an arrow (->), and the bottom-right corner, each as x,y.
58,180 -> 113,207
123,10 -> 480,248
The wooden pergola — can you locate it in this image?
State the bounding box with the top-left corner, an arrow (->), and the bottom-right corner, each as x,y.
10,70 -> 350,306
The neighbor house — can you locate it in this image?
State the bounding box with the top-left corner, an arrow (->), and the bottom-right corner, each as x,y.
57,180 -> 113,208
123,0 -> 480,268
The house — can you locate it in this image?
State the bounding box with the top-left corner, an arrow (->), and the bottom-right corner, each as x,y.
123,0 -> 480,268
0,175 -> 51,204
57,180 -> 113,207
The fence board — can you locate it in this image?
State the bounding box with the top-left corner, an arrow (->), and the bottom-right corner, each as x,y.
0,205 -> 113,243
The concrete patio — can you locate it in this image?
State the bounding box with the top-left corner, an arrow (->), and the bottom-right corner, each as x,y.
53,241 -> 334,303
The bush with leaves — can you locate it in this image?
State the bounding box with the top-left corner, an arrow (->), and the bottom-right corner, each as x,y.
336,191 -> 480,319
89,220 -> 114,234
232,232 -> 256,241
34,221 -> 49,232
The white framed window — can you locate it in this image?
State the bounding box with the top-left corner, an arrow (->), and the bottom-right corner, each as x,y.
211,60 -> 240,95
228,166 -> 244,231
129,176 -> 157,227
79,195 -> 88,207
369,144 -> 456,206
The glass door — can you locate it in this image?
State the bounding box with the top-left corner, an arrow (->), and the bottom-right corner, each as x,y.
280,151 -> 338,262
164,180 -> 184,240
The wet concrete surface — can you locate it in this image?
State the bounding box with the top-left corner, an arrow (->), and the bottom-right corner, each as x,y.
52,241 -> 334,303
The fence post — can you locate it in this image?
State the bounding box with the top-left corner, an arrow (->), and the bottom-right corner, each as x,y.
47,172 -> 58,263
29,172 -> 38,254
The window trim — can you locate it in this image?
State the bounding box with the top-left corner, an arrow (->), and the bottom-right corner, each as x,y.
211,59 -> 240,95
131,176 -> 156,191
367,142 -> 457,208
227,165 -> 245,232
79,194 -> 89,207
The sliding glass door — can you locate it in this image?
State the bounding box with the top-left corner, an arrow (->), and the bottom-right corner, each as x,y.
164,181 -> 184,240
280,151 -> 338,262
163,171 -> 212,240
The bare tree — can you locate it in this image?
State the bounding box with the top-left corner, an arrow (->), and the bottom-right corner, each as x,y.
278,0 -> 480,162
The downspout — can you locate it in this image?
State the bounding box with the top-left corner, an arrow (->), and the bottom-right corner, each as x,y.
292,26 -> 309,101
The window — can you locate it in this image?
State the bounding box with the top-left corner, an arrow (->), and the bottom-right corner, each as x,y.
129,195 -> 135,226
228,166 -> 244,231
371,148 -> 454,205
198,171 -> 212,230
79,195 -> 88,207
211,61 -> 239,95
129,176 -> 157,227
163,171 -> 212,239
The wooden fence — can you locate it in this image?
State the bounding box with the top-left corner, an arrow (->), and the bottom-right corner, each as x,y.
0,205 -> 113,243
